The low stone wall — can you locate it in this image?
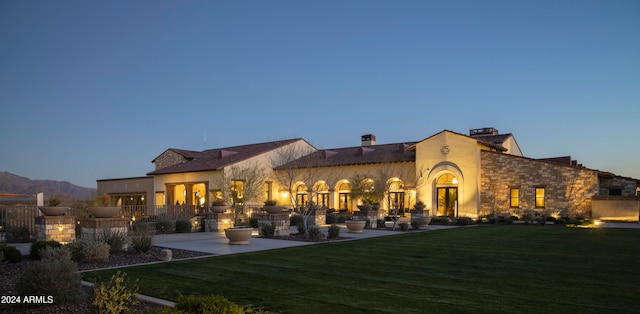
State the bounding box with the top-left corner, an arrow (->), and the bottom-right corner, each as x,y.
354,210 -> 384,228
78,217 -> 129,240
35,216 -> 76,244
256,213 -> 290,236
203,213 -> 234,232
592,196 -> 639,222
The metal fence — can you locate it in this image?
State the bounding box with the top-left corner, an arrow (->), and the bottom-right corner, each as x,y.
0,205 -> 206,242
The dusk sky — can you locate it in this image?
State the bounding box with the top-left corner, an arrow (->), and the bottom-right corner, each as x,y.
1,1 -> 638,188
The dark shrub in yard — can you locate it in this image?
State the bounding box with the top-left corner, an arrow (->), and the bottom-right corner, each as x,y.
398,222 -> 409,231
456,217 -> 475,225
290,214 -> 303,226
261,223 -> 276,238
99,228 -> 128,254
411,219 -> 422,230
66,239 -> 110,262
326,213 -> 336,224
130,228 -> 154,254
328,224 -> 341,239
6,226 -> 30,242
249,217 -> 259,228
155,220 -> 174,233
16,246 -> 86,303
176,294 -> 243,314
307,226 -> 325,241
30,240 -> 62,260
0,245 -> 22,263
175,219 -> 192,233
92,271 -> 139,314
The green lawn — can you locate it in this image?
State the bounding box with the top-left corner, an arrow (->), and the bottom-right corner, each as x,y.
83,226 -> 640,313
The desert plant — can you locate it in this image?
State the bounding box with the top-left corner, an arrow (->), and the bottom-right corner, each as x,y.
399,222 -> 409,231
6,225 -> 30,242
326,213 -> 336,224
377,219 -> 386,228
175,294 -> 243,314
15,247 -> 86,303
99,228 -> 128,254
249,217 -> 259,228
327,224 -> 340,239
30,240 -> 62,260
39,245 -> 72,261
92,271 -> 139,314
307,225 -> 325,241
0,245 -> 22,263
261,223 -> 276,238
67,239 -> 111,262
175,219 -> 192,233
290,214 -> 303,226
411,219 -> 422,230
155,220 -> 174,233
211,198 -> 227,206
264,199 -> 278,206
129,227 -> 154,254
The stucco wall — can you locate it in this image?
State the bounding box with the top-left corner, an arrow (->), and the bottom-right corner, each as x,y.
480,151 -> 599,217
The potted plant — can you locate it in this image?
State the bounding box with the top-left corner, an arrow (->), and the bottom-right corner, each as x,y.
356,198 -> 373,211
88,193 -> 121,218
263,199 -> 284,214
345,218 -> 366,233
411,201 -> 430,226
38,198 -> 68,216
210,198 -> 229,213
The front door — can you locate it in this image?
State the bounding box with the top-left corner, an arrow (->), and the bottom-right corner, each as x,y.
437,187 -> 458,216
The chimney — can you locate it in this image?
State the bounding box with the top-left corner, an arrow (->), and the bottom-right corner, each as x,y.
361,134 -> 376,146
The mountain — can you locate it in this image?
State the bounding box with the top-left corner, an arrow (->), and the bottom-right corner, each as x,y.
0,171 -> 96,201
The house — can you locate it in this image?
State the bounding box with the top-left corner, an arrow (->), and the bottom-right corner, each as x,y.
97,128 -> 639,221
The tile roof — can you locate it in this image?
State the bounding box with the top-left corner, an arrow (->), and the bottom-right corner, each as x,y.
275,142 -> 416,169
148,138 -> 308,175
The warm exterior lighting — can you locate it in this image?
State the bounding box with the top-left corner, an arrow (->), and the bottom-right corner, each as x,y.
57,225 -> 64,232
594,220 -> 602,226
452,177 -> 458,184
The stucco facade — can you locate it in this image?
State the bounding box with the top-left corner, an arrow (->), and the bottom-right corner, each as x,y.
97,128 -> 639,220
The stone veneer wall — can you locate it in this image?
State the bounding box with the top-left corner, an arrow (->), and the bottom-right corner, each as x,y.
35,216 -> 76,244
598,176 -> 638,196
79,218 -> 129,240
480,151 -> 599,217
154,150 -> 187,170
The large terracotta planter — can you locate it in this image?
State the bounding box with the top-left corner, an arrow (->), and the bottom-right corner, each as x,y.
88,206 -> 120,218
224,227 -> 253,245
345,220 -> 366,233
264,206 -> 284,214
38,206 -> 68,216
209,206 -> 229,213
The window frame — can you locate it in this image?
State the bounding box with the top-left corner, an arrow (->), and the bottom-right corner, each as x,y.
535,187 -> 545,208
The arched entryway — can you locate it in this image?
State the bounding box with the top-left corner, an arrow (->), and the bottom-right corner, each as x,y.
436,173 -> 458,216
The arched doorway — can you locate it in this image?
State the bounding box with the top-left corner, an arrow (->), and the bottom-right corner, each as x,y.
436,173 -> 458,216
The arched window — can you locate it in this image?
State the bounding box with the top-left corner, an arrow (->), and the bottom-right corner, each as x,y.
296,183 -> 308,208
314,181 -> 329,208
437,173 -> 458,185
338,181 -> 351,211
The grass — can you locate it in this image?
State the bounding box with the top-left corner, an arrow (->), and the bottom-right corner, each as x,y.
83,226 -> 640,313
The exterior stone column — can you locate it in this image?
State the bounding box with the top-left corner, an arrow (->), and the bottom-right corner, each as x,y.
308,209 -> 326,226
35,216 -> 76,244
256,213 -> 290,236
203,212 -> 234,232
354,209 -> 384,228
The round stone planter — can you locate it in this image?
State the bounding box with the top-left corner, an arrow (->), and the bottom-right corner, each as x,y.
415,217 -> 432,226
38,206 -> 68,216
224,227 -> 253,245
209,206 -> 229,213
357,205 -> 372,211
345,220 -> 366,233
263,206 -> 285,214
88,206 -> 120,218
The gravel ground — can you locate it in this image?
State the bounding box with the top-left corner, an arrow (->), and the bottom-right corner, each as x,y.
0,246 -> 213,313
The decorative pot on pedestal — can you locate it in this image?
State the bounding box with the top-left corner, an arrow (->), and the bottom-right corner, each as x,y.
209,206 -> 229,213
357,205 -> 372,212
224,227 -> 253,245
38,206 -> 68,216
264,206 -> 285,214
88,206 -> 120,218
345,220 -> 366,233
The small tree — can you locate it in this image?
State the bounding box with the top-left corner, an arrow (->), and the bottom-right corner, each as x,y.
214,162 -> 268,226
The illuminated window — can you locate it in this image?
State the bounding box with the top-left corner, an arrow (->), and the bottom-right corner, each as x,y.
231,180 -> 245,204
535,187 -> 545,208
510,188 -> 519,208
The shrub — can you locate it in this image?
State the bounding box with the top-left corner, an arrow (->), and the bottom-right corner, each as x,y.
411,219 -> 422,230
15,248 -> 86,303
0,245 -> 22,263
327,224 -> 340,239
456,217 -> 475,225
399,222 -> 409,231
261,223 -> 276,238
307,225 -> 325,241
91,271 -> 139,314
249,217 -> 259,228
130,229 -> 154,254
6,226 -> 31,243
296,223 -> 306,235
326,213 -> 336,224
99,228 -> 128,254
39,246 -> 72,262
290,214 -> 303,226
175,294 -> 243,314
30,240 -> 62,260
67,239 -> 110,262
156,220 -> 174,233
175,219 -> 192,233
377,219 -> 386,228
